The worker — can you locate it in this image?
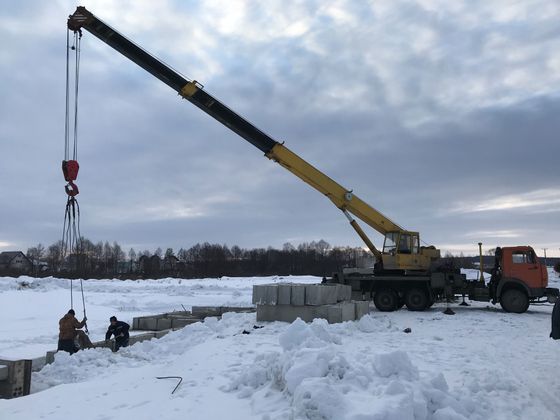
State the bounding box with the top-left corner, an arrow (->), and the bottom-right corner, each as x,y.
105,316 -> 130,351
551,298 -> 560,340
58,309 -> 92,354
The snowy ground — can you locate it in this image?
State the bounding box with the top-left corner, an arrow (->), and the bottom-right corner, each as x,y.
1,269 -> 559,419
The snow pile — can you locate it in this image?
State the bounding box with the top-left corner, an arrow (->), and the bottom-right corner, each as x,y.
227,317 -> 485,420
31,311 -> 260,394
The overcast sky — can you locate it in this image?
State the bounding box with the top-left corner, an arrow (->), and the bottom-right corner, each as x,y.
1,0 -> 559,257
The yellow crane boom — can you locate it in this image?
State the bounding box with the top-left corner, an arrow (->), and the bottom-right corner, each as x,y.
68,6 -> 440,271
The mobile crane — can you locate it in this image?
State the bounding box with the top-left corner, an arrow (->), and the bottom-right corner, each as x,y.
67,7 -> 558,313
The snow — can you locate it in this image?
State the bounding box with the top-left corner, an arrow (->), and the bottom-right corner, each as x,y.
1,269 -> 560,419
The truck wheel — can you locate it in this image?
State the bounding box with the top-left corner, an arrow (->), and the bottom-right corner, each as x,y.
500,289 -> 529,313
374,289 -> 398,312
405,288 -> 429,311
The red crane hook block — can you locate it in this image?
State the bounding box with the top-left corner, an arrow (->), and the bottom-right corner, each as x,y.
65,181 -> 79,197
62,160 -> 80,182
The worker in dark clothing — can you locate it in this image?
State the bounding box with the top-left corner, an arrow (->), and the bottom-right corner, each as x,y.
58,309 -> 90,354
551,298 -> 560,340
105,316 -> 130,351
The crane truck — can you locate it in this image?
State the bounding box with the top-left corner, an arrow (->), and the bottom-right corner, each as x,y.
67,7 -> 558,314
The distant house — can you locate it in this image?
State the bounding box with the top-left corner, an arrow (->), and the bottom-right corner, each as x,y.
0,251 -> 33,273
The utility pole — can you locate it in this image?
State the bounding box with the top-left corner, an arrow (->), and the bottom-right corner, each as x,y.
543,248 -> 548,267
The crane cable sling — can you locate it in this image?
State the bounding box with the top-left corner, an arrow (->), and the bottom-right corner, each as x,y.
62,29 -> 88,334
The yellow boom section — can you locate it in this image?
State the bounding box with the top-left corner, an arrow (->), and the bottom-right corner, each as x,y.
266,143 -> 403,237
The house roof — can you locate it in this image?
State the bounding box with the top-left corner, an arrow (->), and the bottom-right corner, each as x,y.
0,251 -> 29,265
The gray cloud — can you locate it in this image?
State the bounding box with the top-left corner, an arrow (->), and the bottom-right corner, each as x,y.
1,0 -> 559,257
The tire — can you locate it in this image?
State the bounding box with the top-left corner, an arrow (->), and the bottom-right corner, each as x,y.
500,289 -> 529,313
374,289 -> 398,312
405,288 -> 429,311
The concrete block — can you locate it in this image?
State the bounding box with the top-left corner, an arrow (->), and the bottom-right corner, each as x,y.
336,284 -> 352,301
156,317 -> 172,331
154,330 -> 171,339
92,339 -> 113,349
220,306 -> 255,314
0,365 -> 8,381
252,285 -> 279,305
354,300 -> 370,319
326,305 -> 342,324
290,284 -> 306,306
31,356 -> 47,372
0,359 -> 32,399
137,317 -> 158,331
128,332 -> 156,346
277,283 -> 292,305
170,318 -> 200,328
324,302 -> 356,324
45,351 -> 57,365
311,305 -> 330,320
305,284 -> 338,306
341,302 -> 356,321
257,304 -> 318,323
256,304 -> 276,322
192,306 -> 225,318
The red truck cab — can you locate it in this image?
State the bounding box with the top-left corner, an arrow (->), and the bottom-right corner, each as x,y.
490,246 -> 557,313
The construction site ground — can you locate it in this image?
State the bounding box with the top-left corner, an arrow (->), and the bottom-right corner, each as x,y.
0,270 -> 559,419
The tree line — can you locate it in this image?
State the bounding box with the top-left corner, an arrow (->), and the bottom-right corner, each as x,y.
24,239 -> 375,279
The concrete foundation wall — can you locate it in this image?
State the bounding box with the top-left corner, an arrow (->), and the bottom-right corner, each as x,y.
0,359 -> 32,399
253,283 -> 352,307
257,301 -> 370,324
133,307 -> 254,332
253,283 -> 367,324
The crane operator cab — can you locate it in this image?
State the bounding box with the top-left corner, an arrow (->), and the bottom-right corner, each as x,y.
382,231 -> 439,272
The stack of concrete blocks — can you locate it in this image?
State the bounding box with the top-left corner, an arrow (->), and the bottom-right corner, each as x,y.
0,359 -> 32,399
132,306 -> 255,332
254,283 -> 370,324
133,312 -> 201,331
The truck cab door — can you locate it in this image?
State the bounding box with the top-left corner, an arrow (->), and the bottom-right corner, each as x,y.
508,249 -> 544,288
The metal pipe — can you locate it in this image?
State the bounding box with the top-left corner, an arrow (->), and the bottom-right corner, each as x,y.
478,242 -> 484,283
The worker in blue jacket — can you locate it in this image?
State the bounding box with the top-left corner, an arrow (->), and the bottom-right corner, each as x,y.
105,316 -> 130,351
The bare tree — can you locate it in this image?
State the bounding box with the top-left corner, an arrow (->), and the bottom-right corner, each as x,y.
26,243 -> 45,261
46,241 -> 63,272
177,248 -> 188,261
